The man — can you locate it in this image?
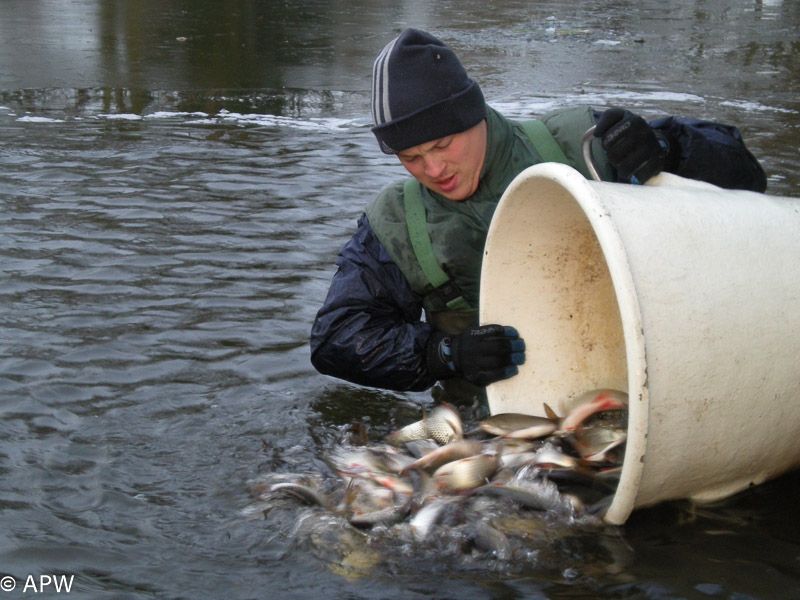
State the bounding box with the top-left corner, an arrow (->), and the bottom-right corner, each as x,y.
310,28 -> 766,400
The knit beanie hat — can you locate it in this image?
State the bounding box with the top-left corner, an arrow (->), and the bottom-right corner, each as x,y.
371,28 -> 486,154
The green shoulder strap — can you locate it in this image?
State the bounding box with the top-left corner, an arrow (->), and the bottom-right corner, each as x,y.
403,178 -> 472,311
401,119 -> 565,312
519,119 -> 570,165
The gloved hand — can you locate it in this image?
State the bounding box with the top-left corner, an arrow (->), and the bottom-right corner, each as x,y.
427,324 -> 525,386
594,107 -> 669,184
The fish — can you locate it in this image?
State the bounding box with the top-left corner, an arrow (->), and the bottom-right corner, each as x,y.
326,447 -> 387,478
540,467 -> 618,494
347,469 -> 424,528
267,482 -> 331,509
384,419 -> 432,446
403,438 -> 440,458
540,468 -> 618,505
402,439 -> 483,473
467,520 -> 512,560
565,402 -> 628,464
347,494 -> 414,528
569,424 -> 626,456
497,450 -> 540,470
433,402 -> 463,439
487,438 -> 539,455
472,480 -> 574,514
501,421 -> 558,440
348,505 -> 407,528
364,472 -> 414,496
343,477 -> 395,510
432,452 -> 499,493
479,413 -> 558,438
408,497 -> 462,541
248,389 -> 627,554
583,434 -> 627,464
365,445 -> 418,474
560,389 -> 628,431
385,403 -> 463,445
532,446 -> 590,469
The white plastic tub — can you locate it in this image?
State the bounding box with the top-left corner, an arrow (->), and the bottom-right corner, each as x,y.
479,163 -> 800,525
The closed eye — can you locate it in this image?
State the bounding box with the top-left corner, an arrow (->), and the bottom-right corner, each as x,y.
435,137 -> 453,150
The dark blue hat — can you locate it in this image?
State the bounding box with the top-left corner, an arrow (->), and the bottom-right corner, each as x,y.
371,29 -> 486,154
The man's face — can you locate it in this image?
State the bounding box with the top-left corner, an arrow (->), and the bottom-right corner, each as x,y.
396,120 -> 487,201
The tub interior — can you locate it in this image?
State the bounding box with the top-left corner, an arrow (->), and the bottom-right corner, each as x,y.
481,175 -> 628,417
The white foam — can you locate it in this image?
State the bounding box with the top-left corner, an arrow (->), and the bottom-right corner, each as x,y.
491,89 -> 709,119
213,109 -> 358,131
719,99 -> 797,114
146,111 -> 210,119
98,113 -> 142,120
16,115 -> 65,123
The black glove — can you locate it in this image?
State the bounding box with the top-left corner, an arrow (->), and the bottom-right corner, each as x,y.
594,107 -> 669,184
427,324 -> 525,387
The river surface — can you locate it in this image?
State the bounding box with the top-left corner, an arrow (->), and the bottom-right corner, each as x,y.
1,1 -> 799,598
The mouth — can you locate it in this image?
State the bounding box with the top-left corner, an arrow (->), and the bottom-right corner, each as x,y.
435,174 -> 457,193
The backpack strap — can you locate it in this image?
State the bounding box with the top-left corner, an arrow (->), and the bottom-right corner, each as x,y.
519,119 -> 570,165
403,178 -> 472,311
401,118 -> 565,312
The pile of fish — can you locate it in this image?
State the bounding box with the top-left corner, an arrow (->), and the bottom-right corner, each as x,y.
246,389 -> 628,564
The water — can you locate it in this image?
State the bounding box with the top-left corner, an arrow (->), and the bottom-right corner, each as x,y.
1,1 -> 798,598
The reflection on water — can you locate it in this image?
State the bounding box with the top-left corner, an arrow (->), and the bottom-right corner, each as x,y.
1,1 -> 799,599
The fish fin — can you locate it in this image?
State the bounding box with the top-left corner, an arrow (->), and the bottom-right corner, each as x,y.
543,402 -> 560,422
437,402 -> 464,439
493,440 -> 505,456
343,478 -> 359,509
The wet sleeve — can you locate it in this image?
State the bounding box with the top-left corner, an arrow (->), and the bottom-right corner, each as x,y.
309,214 -> 436,392
649,116 -> 767,192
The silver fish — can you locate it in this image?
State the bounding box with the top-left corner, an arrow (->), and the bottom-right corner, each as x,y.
561,389 -> 628,431
385,403 -> 463,446
502,421 -> 558,440
408,497 -> 462,541
348,499 -> 412,528
432,452 -> 499,493
347,469 -> 424,529
343,478 -> 395,513
580,432 -> 627,463
268,482 -> 330,509
433,402 -> 463,440
480,413 -> 557,438
533,446 -> 590,469
327,447 -> 389,479
403,439 -> 483,473
468,520 -> 512,561
364,472 -> 414,496
473,480 -> 573,514
366,445 -> 418,474
498,451 -> 538,470
403,438 -> 440,458
483,438 -> 541,461
572,424 -> 625,449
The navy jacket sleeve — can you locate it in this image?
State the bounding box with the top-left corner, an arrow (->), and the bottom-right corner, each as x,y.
650,116 -> 767,192
310,214 -> 436,392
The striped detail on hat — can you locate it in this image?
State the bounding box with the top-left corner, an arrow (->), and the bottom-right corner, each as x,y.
371,35 -> 398,126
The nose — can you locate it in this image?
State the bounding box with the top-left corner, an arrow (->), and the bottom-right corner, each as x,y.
423,155 -> 446,179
